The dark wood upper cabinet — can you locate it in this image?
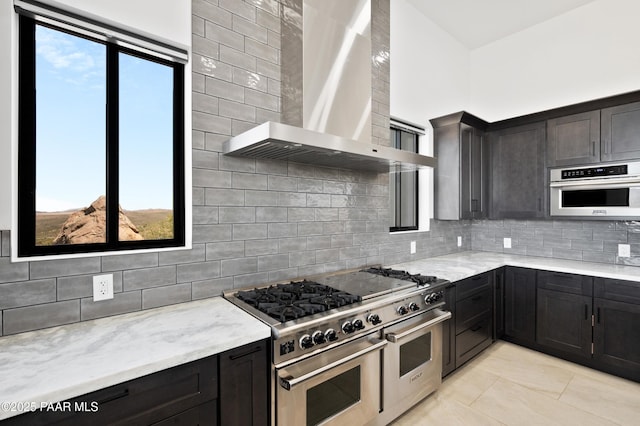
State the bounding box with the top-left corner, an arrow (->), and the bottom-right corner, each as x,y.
432,112 -> 489,220
488,122 -> 546,219
601,101 -> 640,162
547,110 -> 600,166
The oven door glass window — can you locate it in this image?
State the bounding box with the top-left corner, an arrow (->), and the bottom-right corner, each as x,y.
307,366 -> 361,426
562,188 -> 629,207
400,332 -> 432,377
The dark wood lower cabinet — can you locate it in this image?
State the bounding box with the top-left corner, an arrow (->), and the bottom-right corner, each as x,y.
454,273 -> 493,368
504,267 -> 536,345
1,339 -> 269,426
441,283 -> 456,377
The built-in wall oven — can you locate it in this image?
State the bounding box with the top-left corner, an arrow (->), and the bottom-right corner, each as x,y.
550,161 -> 640,217
223,267 -> 451,426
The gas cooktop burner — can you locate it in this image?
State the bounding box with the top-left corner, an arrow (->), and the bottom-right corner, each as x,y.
362,267 -> 438,286
235,279 -> 362,322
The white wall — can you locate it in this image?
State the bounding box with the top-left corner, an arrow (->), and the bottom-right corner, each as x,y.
390,0 -> 469,130
469,0 -> 640,122
1,0 -> 191,233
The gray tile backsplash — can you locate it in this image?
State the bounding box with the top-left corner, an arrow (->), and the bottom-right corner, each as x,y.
2,1 -> 638,337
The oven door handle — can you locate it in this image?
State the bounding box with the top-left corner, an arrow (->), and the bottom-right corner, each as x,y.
278,339 -> 387,391
386,309 -> 452,343
550,177 -> 640,189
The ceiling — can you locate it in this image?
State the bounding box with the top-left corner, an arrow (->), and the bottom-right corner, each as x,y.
405,0 -> 597,49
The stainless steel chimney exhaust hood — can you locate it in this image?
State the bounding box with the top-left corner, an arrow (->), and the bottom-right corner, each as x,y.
223,121 -> 436,172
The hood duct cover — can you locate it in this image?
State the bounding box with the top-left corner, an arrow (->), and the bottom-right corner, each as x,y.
223,122 -> 436,172
223,0 -> 436,172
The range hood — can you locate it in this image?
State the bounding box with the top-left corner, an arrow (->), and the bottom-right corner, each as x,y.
223,121 -> 436,172
222,0 -> 436,172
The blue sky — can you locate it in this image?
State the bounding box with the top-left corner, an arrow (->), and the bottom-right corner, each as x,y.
35,25 -> 173,212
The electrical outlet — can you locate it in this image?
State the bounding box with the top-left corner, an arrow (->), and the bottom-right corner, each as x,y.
618,244 -> 631,258
93,274 -> 114,302
457,236 -> 462,247
504,238 -> 512,249
410,241 -> 416,254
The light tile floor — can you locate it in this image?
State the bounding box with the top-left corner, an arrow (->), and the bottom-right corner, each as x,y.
391,341 -> 640,425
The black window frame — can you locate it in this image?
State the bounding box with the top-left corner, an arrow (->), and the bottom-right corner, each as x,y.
389,123 -> 420,232
17,15 -> 185,257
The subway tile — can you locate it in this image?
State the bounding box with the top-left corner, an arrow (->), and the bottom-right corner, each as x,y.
1,231 -> 10,257
256,207 -> 288,222
298,222 -> 324,236
219,207 -> 256,223
193,148 -> 220,170
102,253 -> 159,272
30,257 -> 101,280
233,68 -> 268,92
142,283 -> 192,310
315,248 -> 341,263
278,192 -> 306,207
193,206 -> 220,225
192,34 -> 219,59
592,229 -> 628,242
193,71 -> 205,93
245,190 -> 278,206
205,75 -> 244,101
0,279 -> 56,310
571,239 -> 604,252
192,91 -> 219,115
220,0 -> 256,22
193,187 -> 205,205
245,38 -> 279,64
0,258 -> 29,284
268,223 -> 298,238
192,224 -> 233,243
231,119 -> 257,136
205,188 -> 245,206
244,239 -> 279,256
551,248 -> 583,261
123,266 -> 177,291
288,208 -> 315,222
159,245 -> 207,265
193,110 -> 232,133
192,276 -> 234,299
582,251 -> 616,264
257,58 -> 281,81
232,15 -> 268,43
278,237 -> 307,253
324,181 -> 346,194
220,45 -> 257,71
177,261 -> 221,283
562,228 -> 593,240
193,0 -> 232,28
232,172 -> 269,190
289,251 -> 315,267
323,221 -> 346,234
57,273 -> 123,301
307,194 -> 332,207
298,178 -> 324,193
204,21 -> 244,50
233,224 -> 268,240
193,168 -> 232,189
192,15 -> 205,37
3,300 -> 79,335
232,272 -> 270,288
81,291 -> 142,321
219,99 -> 257,122
257,8 -> 280,32
268,268 -> 300,282
256,159 -> 288,175
250,0 -> 279,17
206,241 -> 245,260
258,254 -> 289,271
315,208 -> 340,222
269,175 -> 298,191
245,88 -> 280,111
221,257 -> 258,277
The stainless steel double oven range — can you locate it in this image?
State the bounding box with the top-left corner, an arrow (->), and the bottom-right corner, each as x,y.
223,267 -> 451,425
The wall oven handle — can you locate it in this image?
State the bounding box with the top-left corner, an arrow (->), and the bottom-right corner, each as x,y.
549,177 -> 640,188
386,309 -> 452,343
278,339 -> 387,391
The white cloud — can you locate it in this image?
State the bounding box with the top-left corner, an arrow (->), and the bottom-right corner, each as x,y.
36,196 -> 81,213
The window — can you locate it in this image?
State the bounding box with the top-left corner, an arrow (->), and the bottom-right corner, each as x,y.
389,122 -> 421,232
17,13 -> 185,257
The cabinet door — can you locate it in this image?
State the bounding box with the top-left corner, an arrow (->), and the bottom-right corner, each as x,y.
547,110 -> 600,166
504,267 -> 536,344
593,298 -> 640,381
461,124 -> 488,219
442,284 -> 456,377
489,122 -> 546,219
536,288 -> 592,358
601,101 -> 640,161
494,268 -> 505,339
219,340 -> 269,426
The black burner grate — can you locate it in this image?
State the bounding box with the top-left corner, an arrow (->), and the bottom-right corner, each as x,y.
236,279 -> 361,322
362,267 -> 438,286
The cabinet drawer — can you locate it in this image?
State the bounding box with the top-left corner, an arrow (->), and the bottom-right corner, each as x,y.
456,288 -> 492,335
455,315 -> 492,367
456,272 -> 491,301
3,356 -> 218,426
537,270 -> 592,296
594,278 -> 640,304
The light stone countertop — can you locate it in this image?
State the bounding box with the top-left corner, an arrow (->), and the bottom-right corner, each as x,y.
0,297 -> 270,421
392,251 -> 640,284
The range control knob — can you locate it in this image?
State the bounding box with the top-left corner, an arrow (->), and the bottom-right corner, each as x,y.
353,319 -> 365,330
342,321 -> 355,334
312,331 -> 326,345
409,302 -> 420,312
397,305 -> 409,315
325,329 -> 338,342
299,334 -> 314,350
367,313 -> 382,325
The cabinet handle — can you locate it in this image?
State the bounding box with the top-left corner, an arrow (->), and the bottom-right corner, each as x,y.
597,307 -> 601,324
229,345 -> 263,360
96,388 -> 129,405
472,199 -> 479,212
470,323 -> 484,332
592,141 -> 596,157
584,304 -> 588,320
471,295 -> 483,302
538,198 -> 542,212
